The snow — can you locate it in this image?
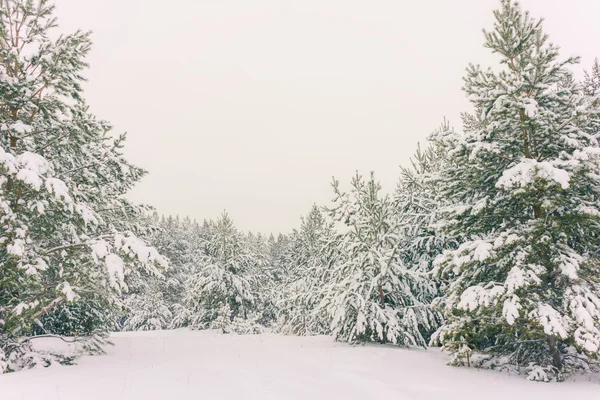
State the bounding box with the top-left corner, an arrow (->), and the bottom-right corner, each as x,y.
0,145 -> 16,172
45,177 -> 73,203
10,120 -> 33,134
13,300 -> 39,316
28,336 -> 86,359
60,281 -> 76,302
6,238 -> 24,256
532,304 -> 570,339
472,241 -> 493,261
11,151 -> 50,190
570,291 -> 600,352
527,365 -> 550,382
573,146 -> 600,161
574,326 -> 600,353
91,239 -> 110,260
16,168 -> 43,190
75,203 -> 98,225
16,151 -> 49,175
559,254 -> 580,280
105,253 -> 126,292
577,205 -> 600,217
523,98 -> 539,118
505,265 -> 541,294
496,159 -> 570,190
114,233 -> 169,269
503,295 -> 521,325
13,303 -> 28,316
0,330 -> 597,400
457,284 -> 504,311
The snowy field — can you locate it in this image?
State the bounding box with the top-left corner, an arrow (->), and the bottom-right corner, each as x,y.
1,330 -> 598,400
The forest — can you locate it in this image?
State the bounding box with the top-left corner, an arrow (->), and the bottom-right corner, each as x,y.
1,0 -> 600,385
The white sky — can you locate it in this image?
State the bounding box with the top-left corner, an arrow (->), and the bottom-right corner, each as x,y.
52,0 -> 600,234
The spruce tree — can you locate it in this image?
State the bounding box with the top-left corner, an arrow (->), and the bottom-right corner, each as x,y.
584,58 -> 600,97
319,173 -> 439,346
184,212 -> 259,332
277,205 -> 338,335
392,139 -> 454,340
246,231 -> 278,326
122,279 -> 172,331
394,136 -> 457,278
0,0 -> 166,372
431,0 -> 600,380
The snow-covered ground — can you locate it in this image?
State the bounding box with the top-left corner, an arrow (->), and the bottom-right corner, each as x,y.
1,329 -> 598,400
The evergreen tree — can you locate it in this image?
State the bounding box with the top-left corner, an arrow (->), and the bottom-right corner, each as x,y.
122,279 -> 172,331
394,135 -> 457,279
119,212 -> 184,331
431,0 -> 600,380
245,231 -> 278,326
583,58 -> 600,97
392,139 -> 454,340
0,0 -> 166,372
150,214 -> 196,329
184,212 -> 259,333
277,205 -> 338,335
266,233 -> 291,283
318,173 -> 439,346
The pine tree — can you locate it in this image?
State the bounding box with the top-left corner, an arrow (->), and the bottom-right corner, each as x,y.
319,173 -> 439,346
583,58 -> 600,97
0,0 -> 166,372
245,231 -> 278,326
142,214 -> 196,329
431,0 -> 600,380
118,212 -> 187,332
394,135 -> 457,278
184,212 -> 259,333
122,279 -> 172,331
392,139 -> 454,340
266,233 -> 291,283
277,205 -> 338,335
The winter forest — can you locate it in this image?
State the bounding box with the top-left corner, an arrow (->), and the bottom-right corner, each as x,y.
2,0 -> 600,396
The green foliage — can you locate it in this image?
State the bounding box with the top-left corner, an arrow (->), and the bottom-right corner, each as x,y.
430,0 -> 600,379
0,0 -> 165,372
276,205 -> 338,335
318,173 -> 439,346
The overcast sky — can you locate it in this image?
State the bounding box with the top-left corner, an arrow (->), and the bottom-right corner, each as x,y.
52,0 -> 600,234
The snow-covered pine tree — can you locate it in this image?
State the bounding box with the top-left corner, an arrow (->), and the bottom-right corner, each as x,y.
0,0 -> 166,372
122,279 -> 172,331
119,212 -> 185,332
277,205 -> 338,335
165,217 -> 203,328
245,231 -> 279,326
318,173 -> 439,346
431,0 -> 600,380
266,233 -> 291,283
394,134 -> 457,278
184,212 -> 260,333
392,138 -> 454,340
584,58 -> 600,97
134,215 -> 209,330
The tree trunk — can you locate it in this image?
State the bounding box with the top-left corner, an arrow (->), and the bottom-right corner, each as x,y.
547,335 -> 563,371
378,284 -> 385,305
